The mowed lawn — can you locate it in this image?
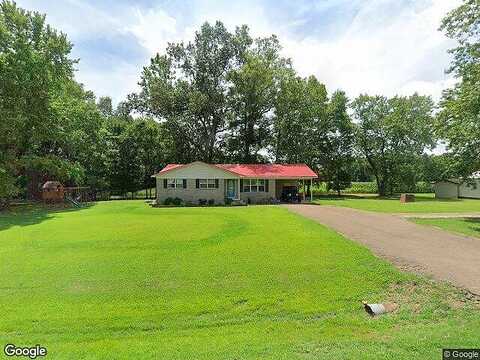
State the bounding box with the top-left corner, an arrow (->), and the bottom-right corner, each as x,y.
0,201 -> 479,359
415,217 -> 480,239
314,194 -> 480,213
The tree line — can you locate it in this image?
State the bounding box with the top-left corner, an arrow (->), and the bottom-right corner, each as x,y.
0,0 -> 478,206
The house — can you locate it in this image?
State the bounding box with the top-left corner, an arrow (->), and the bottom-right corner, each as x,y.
152,161 -> 318,205
434,178 -> 480,199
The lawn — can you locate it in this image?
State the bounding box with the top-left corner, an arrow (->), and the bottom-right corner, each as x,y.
314,194 -> 480,213
0,201 -> 479,359
414,217 -> 480,239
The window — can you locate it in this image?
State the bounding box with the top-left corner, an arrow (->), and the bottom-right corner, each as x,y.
198,179 -> 217,189
167,179 -> 183,188
243,179 -> 266,192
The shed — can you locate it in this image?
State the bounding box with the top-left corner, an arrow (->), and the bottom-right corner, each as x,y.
434,178 -> 480,199
434,180 -> 460,199
42,181 -> 65,203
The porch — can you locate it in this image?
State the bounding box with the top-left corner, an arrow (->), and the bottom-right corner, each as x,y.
224,178 -> 313,203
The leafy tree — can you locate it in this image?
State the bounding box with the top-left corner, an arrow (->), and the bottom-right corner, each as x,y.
418,154 -> 453,182
322,91 -> 355,195
353,94 -> 435,196
97,96 -> 113,117
272,73 -> 328,168
127,117 -> 170,191
437,0 -> 480,177
0,1 -> 108,200
130,21 -> 247,162
225,36 -> 289,162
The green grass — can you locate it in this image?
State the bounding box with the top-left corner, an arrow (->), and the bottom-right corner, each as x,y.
414,217 -> 480,239
314,194 -> 480,213
0,201 -> 479,359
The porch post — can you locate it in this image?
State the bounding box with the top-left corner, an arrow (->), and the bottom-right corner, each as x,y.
237,179 -> 241,200
310,178 -> 313,202
302,179 -> 305,201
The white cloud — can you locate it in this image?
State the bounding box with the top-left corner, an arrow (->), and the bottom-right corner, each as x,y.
280,0 -> 460,100
16,0 -> 461,104
126,7 -> 178,55
74,61 -> 140,104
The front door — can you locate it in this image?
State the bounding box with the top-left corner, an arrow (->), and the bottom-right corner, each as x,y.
226,179 -> 238,199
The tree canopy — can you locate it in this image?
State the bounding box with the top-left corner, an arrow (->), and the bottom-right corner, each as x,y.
0,0 -> 463,204
437,0 -> 480,177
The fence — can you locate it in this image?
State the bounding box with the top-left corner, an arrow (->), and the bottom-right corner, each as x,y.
92,188 -> 157,201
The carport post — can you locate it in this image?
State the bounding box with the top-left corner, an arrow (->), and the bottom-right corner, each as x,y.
310,178 -> 313,202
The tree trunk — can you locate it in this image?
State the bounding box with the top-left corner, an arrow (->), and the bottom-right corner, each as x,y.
377,180 -> 386,197
373,173 -> 386,197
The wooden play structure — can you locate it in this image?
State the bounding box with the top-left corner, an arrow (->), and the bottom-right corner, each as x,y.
41,182 -> 92,206
41,181 -> 65,203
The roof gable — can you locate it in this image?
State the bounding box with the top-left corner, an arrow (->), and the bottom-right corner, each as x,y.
153,161 -> 240,178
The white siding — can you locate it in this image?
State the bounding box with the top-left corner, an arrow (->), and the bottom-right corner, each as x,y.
435,182 -> 459,199
459,180 -> 480,199
240,179 -> 276,204
156,178 -> 226,205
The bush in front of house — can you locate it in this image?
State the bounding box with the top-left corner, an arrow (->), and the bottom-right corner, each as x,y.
198,198 -> 207,206
163,197 -> 174,205
163,197 -> 183,206
208,199 -> 215,206
172,197 -> 183,206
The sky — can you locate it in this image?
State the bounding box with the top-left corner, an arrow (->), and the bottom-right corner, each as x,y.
17,0 -> 460,105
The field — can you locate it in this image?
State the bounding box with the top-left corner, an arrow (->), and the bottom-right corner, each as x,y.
1,201 -> 479,359
415,217 -> 480,239
314,194 -> 480,213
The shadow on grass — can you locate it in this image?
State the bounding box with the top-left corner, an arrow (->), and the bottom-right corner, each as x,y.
0,202 -> 95,232
464,218 -> 480,235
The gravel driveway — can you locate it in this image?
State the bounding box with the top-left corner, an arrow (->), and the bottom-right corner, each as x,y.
285,204 -> 480,295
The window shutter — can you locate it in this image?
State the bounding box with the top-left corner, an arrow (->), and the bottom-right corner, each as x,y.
196,179 -> 199,188
215,179 -> 219,188
265,179 -> 269,193
183,179 -> 187,189
240,179 -> 244,192
163,179 -> 167,188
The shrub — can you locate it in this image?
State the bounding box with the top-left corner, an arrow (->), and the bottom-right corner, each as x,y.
163,197 -> 174,205
346,182 -> 378,194
207,199 -> 215,206
225,198 -> 233,205
198,198 -> 207,206
172,197 -> 183,206
415,181 -> 434,193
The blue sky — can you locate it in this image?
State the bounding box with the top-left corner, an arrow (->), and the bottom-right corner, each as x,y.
17,0 -> 459,105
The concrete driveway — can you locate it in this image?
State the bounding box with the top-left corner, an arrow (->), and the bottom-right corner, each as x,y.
285,204 -> 480,295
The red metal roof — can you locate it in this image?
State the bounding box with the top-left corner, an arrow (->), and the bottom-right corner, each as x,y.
156,162 -> 317,178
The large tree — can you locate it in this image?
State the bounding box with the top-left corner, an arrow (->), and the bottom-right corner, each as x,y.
272,73 -> 329,168
437,0 -> 480,177
130,22 -> 252,162
0,1 -> 99,199
225,36 -> 289,162
353,94 -> 435,196
322,91 -> 355,195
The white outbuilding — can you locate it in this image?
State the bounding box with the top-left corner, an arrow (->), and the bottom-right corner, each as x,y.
434,177 -> 480,199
